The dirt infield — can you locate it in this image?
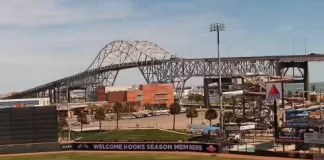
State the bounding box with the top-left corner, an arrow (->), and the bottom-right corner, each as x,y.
0,151 -> 301,160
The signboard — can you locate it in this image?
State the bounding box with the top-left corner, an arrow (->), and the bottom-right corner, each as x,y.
60,144 -> 73,150
275,135 -> 304,143
224,126 -> 239,131
187,124 -> 204,133
304,133 -> 324,144
266,83 -> 282,100
73,143 -> 220,153
224,124 -> 255,131
240,124 -> 255,131
283,122 -> 309,128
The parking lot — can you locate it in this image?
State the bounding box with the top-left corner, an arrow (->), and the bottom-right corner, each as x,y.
68,111 -> 220,130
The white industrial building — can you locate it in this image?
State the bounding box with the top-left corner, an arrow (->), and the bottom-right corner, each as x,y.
0,98 -> 51,108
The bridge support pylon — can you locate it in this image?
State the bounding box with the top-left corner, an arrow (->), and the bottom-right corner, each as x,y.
277,61 -> 310,101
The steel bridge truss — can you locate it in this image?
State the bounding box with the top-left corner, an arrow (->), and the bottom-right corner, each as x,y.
6,40 -> 317,103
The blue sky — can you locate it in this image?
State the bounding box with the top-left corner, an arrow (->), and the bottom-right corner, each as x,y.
0,0 -> 324,93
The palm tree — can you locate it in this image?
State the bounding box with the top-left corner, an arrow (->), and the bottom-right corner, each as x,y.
87,103 -> 97,122
113,101 -> 123,129
223,111 -> 235,125
102,103 -> 109,114
94,106 -> 106,132
186,106 -> 198,124
205,109 -> 218,126
169,102 -> 181,130
76,109 -> 87,133
87,103 -> 97,114
57,117 -> 68,139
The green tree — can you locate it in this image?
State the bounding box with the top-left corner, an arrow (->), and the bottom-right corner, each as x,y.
76,109 -> 87,132
169,101 -> 181,130
144,103 -> 152,111
193,94 -> 203,105
57,118 -> 68,139
223,111 -> 235,124
295,90 -> 300,96
94,106 -> 106,132
87,103 -> 98,122
205,109 -> 218,126
128,101 -> 138,112
87,103 -> 97,115
101,103 -> 110,114
311,84 -> 316,92
186,106 -> 198,124
133,101 -> 141,111
188,93 -> 195,104
113,101 -> 123,129
187,93 -> 203,106
287,90 -> 293,97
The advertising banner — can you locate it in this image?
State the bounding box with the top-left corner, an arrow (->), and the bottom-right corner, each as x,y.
73,143 -> 220,153
275,135 -> 304,143
60,144 -> 73,151
240,124 -> 255,131
304,133 -> 324,144
283,122 -> 309,128
187,124 -> 205,133
224,124 -> 255,131
266,83 -> 282,100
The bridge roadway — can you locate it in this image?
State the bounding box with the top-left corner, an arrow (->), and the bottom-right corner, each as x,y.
5,54 -> 324,99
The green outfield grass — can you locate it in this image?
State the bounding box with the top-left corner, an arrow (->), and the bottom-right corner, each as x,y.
80,129 -> 192,141
0,153 -> 247,160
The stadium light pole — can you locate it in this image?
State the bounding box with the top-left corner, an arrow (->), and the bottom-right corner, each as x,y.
210,23 -> 225,130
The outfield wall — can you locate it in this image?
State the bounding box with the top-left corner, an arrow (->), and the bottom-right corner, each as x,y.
0,106 -> 58,145
0,142 -> 317,159
0,142 -> 61,154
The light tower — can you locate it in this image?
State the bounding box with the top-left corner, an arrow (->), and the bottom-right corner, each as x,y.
210,23 -> 225,130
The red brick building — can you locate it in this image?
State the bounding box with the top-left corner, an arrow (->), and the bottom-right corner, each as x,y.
127,83 -> 174,110
96,84 -> 174,110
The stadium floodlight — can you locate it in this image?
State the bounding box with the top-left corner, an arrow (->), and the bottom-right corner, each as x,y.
210,23 -> 225,32
210,23 -> 225,131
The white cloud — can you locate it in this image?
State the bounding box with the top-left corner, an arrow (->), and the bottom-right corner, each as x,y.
1,1 -> 321,93
0,0 -> 135,26
0,1 -> 251,93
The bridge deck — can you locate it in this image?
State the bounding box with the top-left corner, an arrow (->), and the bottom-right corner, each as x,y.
4,54 -> 324,99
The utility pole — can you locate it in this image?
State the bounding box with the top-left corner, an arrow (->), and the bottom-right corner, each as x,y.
320,88 -> 323,129
304,37 -> 307,55
210,23 -> 225,130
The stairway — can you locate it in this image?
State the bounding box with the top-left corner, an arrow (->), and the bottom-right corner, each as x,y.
240,75 -> 266,89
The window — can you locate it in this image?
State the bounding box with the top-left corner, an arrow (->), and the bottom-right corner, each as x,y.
137,95 -> 143,101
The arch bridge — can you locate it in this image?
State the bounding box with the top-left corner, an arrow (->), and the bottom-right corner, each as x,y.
5,40 -> 324,102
